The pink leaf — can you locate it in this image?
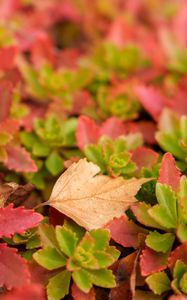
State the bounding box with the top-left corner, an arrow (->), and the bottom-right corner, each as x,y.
70,91 -> 94,115
100,117 -> 126,139
140,247 -> 168,276
169,296 -> 187,300
31,34 -> 55,69
0,243 -> 30,289
168,242 -> 187,268
158,153 -> 181,191
131,147 -> 159,171
0,119 -> 20,135
71,283 -> 95,300
1,283 -> 45,300
76,116 -> 100,150
0,204 -> 43,238
136,121 -> 156,144
105,216 -> 147,248
4,144 -> 37,173
0,81 -> 13,122
0,46 -> 17,71
135,85 -> 167,121
173,2 -> 187,48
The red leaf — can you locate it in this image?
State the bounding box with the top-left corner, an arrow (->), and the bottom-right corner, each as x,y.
131,147 -> 159,172
48,207 -> 65,226
135,85 -> 167,121
140,247 -> 168,276
0,46 -> 17,71
0,119 -> 20,135
1,283 -> 45,300
100,117 -> 126,139
4,144 -> 37,173
109,252 -> 139,300
70,91 -> 94,115
173,2 -> 187,48
136,121 -> 156,144
71,283 -> 95,300
169,296 -> 187,300
105,216 -> 147,248
158,153 -> 181,191
76,116 -> 100,150
0,243 -> 30,289
0,204 -> 43,238
31,34 -> 55,69
168,242 -> 187,268
0,81 -> 13,122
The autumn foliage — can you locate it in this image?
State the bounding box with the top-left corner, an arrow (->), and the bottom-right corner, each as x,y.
1,0 -> 187,299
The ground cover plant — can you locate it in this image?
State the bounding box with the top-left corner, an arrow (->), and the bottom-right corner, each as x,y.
1,0 -> 187,299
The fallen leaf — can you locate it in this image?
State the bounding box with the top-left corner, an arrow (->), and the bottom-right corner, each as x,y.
46,159 -> 147,230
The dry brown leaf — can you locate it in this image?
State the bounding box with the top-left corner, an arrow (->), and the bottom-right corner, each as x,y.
46,159 -> 147,230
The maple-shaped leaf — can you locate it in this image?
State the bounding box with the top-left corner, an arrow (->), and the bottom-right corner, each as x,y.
0,46 -> 17,71
105,215 -> 148,248
0,243 -> 30,289
135,85 -> 168,121
158,152 -> 181,192
2,283 -> 45,300
46,159 -> 147,230
71,283 -> 95,300
0,81 -> 13,122
0,204 -> 43,238
4,144 -> 37,173
140,247 -> 168,276
76,116 -> 100,150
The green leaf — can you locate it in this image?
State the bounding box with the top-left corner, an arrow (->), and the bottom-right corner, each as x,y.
45,151 -> 64,176
148,183 -> 177,228
47,270 -> 71,300
87,269 -> 116,288
84,144 -> 106,173
72,269 -> 92,293
146,272 -> 170,295
33,141 -> 50,157
180,116 -> 187,145
56,226 -> 79,257
156,132 -> 187,160
180,272 -> 187,293
0,147 -> 7,162
90,229 -> 110,251
131,203 -> 166,230
173,260 -> 187,280
63,118 -> 77,146
145,231 -> 175,253
178,176 -> 187,223
177,223 -> 187,242
0,132 -> 12,146
38,224 -> 59,249
20,132 -> 37,150
33,247 -> 67,270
